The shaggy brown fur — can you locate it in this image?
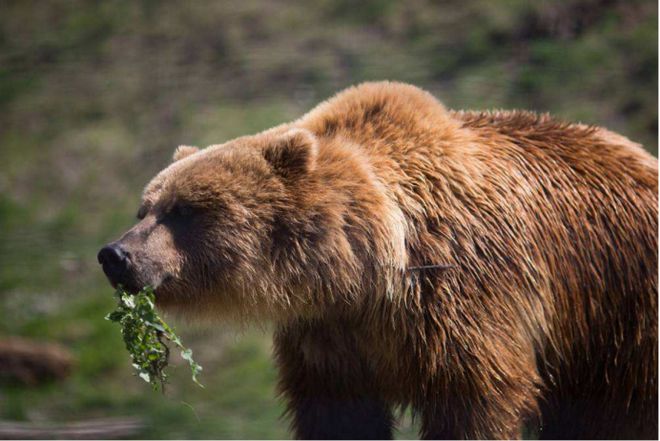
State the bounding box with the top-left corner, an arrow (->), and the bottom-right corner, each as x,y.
100,82 -> 658,439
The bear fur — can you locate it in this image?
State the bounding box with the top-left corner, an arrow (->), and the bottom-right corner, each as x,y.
101,82 -> 658,439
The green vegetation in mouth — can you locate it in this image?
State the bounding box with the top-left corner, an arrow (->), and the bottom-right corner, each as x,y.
105,286 -> 203,392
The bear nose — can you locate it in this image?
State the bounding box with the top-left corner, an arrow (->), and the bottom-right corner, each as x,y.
98,243 -> 126,266
97,243 -> 129,285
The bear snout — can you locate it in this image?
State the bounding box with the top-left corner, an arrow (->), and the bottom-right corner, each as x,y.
97,243 -> 134,290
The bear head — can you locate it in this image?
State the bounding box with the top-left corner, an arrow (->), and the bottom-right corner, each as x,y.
98,127 -> 407,321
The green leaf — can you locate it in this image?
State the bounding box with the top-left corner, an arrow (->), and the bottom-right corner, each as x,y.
121,294 -> 135,308
180,348 -> 193,361
105,311 -> 124,322
145,321 -> 165,332
106,286 -> 204,393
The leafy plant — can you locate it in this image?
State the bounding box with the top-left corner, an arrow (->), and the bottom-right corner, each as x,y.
105,286 -> 203,392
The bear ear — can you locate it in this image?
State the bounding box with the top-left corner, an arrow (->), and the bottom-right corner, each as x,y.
263,128 -> 318,179
173,145 -> 199,162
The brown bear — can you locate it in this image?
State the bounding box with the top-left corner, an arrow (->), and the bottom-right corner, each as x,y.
98,82 -> 658,440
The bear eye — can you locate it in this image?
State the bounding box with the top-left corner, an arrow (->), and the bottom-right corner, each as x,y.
171,203 -> 193,217
136,206 -> 148,220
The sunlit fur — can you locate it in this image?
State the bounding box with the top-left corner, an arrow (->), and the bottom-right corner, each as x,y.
130,82 -> 656,439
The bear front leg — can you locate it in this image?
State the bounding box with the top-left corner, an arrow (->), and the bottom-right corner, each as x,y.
274,322 -> 394,440
419,401 -> 526,440
288,396 -> 394,440
417,352 -> 540,440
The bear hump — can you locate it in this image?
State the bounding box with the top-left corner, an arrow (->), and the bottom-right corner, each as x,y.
299,81 -> 452,137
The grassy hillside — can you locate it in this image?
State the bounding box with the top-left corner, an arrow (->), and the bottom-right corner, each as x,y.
0,0 -> 656,438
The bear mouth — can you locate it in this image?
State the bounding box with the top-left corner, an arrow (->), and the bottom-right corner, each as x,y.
100,265 -> 140,294
101,264 -> 172,297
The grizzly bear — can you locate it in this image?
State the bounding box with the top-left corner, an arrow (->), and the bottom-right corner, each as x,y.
98,82 -> 658,440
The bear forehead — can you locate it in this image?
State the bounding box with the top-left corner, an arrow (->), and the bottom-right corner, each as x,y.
141,134 -> 280,207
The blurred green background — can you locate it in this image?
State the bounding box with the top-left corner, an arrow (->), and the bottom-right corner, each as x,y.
0,0 -> 656,439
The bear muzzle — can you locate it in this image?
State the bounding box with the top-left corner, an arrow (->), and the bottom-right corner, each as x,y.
98,243 -> 139,292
